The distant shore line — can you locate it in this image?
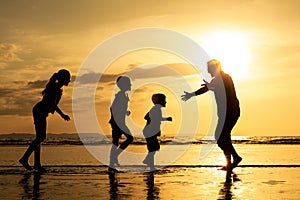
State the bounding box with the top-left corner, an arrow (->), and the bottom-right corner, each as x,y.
0,141 -> 299,145
0,133 -> 299,145
1,164 -> 300,169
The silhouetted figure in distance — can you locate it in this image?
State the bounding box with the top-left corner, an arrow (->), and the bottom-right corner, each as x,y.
108,76 -> 133,171
19,69 -> 71,171
181,59 -> 242,170
143,93 -> 172,171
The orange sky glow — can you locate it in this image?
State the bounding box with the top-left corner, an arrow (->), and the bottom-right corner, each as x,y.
0,0 -> 300,136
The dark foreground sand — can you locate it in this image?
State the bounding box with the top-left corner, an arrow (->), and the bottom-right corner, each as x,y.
0,166 -> 299,199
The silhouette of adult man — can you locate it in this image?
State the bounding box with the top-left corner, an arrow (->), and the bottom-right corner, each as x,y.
19,69 -> 71,171
108,76 -> 133,171
181,59 -> 242,170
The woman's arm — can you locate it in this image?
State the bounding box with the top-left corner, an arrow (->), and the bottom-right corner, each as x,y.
45,91 -> 70,121
54,104 -> 70,121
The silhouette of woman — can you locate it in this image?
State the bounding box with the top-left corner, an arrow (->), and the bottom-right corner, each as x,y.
19,69 -> 71,171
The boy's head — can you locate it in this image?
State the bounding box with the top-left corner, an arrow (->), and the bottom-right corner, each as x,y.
152,93 -> 167,107
116,76 -> 131,91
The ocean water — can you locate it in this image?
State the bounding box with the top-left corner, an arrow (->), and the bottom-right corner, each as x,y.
0,133 -> 299,168
0,133 -> 299,145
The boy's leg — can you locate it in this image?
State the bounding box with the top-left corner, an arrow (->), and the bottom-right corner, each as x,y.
143,152 -> 150,164
109,130 -> 120,167
119,133 -> 133,150
148,151 -> 156,171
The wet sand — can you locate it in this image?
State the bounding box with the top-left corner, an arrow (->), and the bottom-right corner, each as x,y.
0,144 -> 299,199
0,166 -> 299,199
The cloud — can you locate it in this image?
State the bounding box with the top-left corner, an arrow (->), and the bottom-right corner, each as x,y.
27,80 -> 47,88
0,43 -> 23,62
0,80 -> 46,116
0,43 -> 24,69
74,72 -> 118,85
126,64 -> 195,79
0,88 -> 15,96
75,63 -> 198,86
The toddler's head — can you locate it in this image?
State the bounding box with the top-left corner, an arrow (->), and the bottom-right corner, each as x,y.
152,93 -> 167,107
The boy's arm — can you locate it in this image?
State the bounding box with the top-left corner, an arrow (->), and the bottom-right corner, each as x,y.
162,117 -> 172,121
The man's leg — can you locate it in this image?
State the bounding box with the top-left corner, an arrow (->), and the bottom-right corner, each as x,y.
217,135 -> 232,168
225,114 -> 242,168
216,116 -> 232,169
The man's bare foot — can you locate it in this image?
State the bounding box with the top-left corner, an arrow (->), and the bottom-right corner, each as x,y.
232,156 -> 242,168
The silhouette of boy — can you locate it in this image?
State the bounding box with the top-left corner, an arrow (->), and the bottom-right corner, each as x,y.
181,59 -> 242,170
108,76 -> 133,170
143,93 -> 172,171
19,69 -> 71,171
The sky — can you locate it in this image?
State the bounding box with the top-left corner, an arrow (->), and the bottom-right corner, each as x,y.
0,0 -> 300,136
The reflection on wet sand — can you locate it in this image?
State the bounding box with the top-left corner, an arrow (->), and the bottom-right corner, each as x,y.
144,172 -> 160,199
218,171 -> 242,200
19,172 -> 41,199
108,172 -> 119,199
108,171 -> 133,199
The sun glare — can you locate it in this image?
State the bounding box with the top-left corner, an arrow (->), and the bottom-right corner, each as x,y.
201,31 -> 251,80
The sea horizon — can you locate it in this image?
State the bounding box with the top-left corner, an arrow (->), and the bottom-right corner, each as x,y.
0,133 -> 299,145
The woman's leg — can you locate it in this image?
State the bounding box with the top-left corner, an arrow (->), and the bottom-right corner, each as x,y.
33,118 -> 46,169
20,115 -> 46,170
34,144 -> 41,168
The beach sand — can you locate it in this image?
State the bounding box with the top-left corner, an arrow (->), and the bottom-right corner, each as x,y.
0,144 -> 299,199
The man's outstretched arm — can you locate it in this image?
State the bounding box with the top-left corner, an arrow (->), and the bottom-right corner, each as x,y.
181,85 -> 208,101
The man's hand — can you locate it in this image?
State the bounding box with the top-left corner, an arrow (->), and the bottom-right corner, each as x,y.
181,91 -> 194,101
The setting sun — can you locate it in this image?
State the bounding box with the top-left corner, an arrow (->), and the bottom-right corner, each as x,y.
201,31 -> 251,80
